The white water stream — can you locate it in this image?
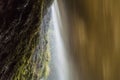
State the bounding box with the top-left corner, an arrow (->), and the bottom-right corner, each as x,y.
52,2 -> 69,80
48,1 -> 69,80
48,0 -> 80,80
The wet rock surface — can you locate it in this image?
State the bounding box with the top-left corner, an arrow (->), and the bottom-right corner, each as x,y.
0,0 -> 53,80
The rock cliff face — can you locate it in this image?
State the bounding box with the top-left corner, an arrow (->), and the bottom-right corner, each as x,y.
0,0 -> 53,80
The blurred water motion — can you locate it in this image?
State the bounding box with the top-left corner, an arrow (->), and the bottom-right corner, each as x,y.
56,0 -> 120,80
50,1 -> 69,80
48,1 -> 77,80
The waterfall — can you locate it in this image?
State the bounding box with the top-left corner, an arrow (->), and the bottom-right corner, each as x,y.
48,1 -> 69,80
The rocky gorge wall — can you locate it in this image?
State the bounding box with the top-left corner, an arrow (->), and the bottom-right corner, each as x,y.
0,0 -> 53,80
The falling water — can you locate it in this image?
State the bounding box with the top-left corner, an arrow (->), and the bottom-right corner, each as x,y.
48,1 -> 69,80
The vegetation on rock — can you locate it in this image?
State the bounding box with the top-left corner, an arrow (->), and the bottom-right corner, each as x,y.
0,0 -> 53,80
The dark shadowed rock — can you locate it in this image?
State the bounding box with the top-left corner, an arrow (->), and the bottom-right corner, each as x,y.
0,0 -> 53,80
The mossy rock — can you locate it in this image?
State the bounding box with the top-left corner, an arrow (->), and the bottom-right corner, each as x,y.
0,0 -> 53,80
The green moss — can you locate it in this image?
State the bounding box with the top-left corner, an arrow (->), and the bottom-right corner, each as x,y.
0,0 -> 53,80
